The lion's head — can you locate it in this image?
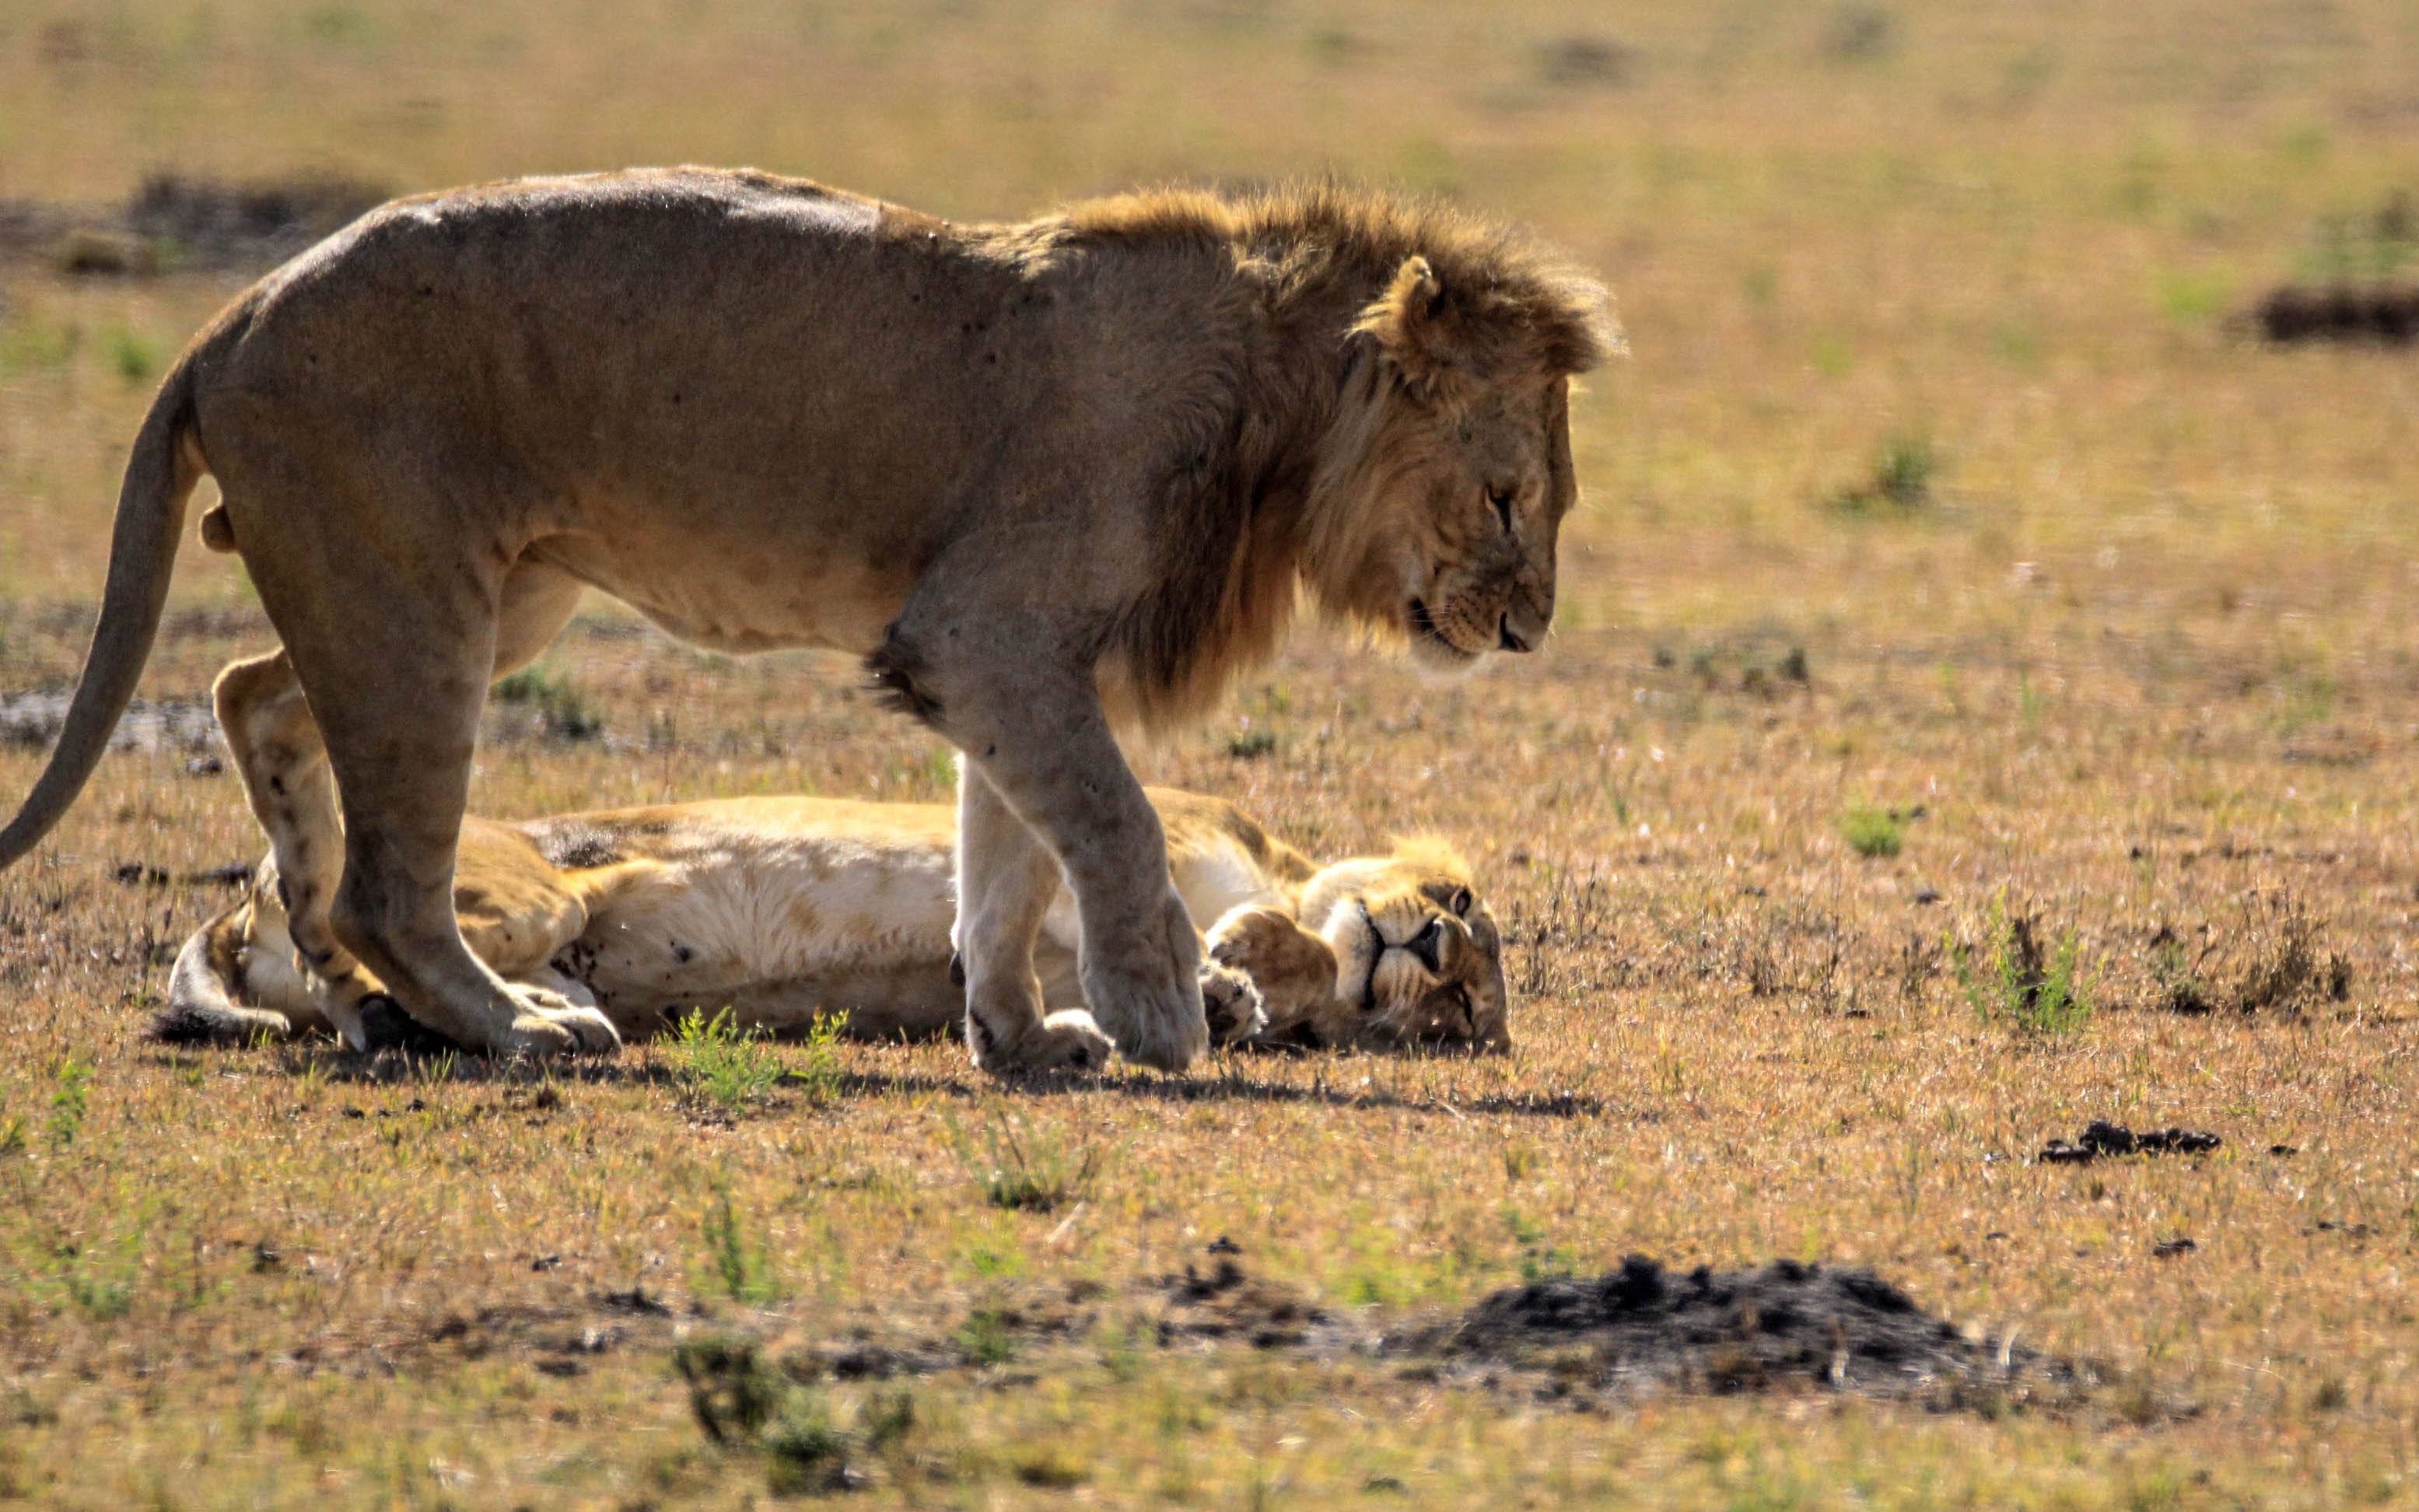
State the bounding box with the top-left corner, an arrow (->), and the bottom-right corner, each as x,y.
1208,836 -> 1509,1052
1290,204 -> 1612,672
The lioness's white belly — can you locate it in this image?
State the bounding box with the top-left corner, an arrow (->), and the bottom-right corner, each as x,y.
567,824 -> 958,1013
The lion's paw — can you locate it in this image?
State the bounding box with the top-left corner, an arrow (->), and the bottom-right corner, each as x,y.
502,986 -> 623,1058
355,994 -> 466,1055
1199,961 -> 1266,1046
1080,890 -> 1209,1072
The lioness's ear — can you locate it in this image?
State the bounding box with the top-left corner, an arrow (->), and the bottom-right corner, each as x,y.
1355,254 -> 1465,382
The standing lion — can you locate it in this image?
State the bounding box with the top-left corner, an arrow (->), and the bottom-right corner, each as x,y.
0,170 -> 1610,1073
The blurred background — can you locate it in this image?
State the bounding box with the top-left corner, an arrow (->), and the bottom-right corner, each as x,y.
5,0 -> 2419,964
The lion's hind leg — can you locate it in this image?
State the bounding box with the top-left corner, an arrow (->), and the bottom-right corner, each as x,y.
226,478 -> 614,1058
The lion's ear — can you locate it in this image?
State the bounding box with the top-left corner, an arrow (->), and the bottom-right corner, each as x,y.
1356,254 -> 1468,382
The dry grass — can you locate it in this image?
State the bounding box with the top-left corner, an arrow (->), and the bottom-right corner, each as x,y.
5,1 -> 2419,1505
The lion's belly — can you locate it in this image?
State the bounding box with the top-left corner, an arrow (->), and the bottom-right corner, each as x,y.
529,533 -> 915,656
560,838 -> 957,1018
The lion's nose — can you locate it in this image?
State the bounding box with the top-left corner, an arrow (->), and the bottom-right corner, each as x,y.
1500,600 -> 1550,653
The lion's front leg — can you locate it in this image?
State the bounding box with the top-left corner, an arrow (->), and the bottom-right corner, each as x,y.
950,726 -> 1204,1071
955,761 -> 1113,1074
877,612 -> 1209,1073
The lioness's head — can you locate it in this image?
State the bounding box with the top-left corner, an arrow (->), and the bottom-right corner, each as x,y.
1315,243 -> 1612,671
1305,837 -> 1509,1051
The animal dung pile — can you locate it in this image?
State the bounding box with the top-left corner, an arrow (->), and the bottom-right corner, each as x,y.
1440,1255 -> 2067,1404
2036,1122 -> 2221,1164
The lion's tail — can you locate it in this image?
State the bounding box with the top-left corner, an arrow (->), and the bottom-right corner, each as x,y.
0,347 -> 210,870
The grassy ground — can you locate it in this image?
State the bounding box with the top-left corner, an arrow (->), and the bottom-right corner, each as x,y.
6,0 -> 2419,1505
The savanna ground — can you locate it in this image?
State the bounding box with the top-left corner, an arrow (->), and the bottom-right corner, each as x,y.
4,0 -> 2419,1505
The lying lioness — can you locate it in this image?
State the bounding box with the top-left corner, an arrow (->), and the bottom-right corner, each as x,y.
152,786 -> 1509,1062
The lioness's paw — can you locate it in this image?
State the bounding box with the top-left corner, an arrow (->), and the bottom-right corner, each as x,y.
502,987 -> 623,1058
1080,890 -> 1209,1072
1199,961 -> 1266,1046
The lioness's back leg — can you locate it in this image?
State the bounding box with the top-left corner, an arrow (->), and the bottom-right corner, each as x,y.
214,649 -> 374,1041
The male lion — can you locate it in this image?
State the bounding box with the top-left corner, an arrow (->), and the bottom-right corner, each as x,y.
149,785 -> 1510,1059
0,170 -> 1608,1072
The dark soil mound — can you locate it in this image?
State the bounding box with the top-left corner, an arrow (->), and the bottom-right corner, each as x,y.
125,172 -> 388,268
1156,1255 -> 1329,1349
2038,1122 -> 2220,1164
2250,283 -> 2419,345
1444,1256 -> 2057,1402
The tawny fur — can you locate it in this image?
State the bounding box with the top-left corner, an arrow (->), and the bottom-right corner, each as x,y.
2,167 -> 1605,1073
150,786 -> 1509,1058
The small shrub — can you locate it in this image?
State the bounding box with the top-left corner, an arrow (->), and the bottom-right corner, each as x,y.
1952,896 -> 2092,1035
1226,727 -> 1277,759
2152,892 -> 2351,1015
670,1009 -> 782,1114
1822,3 -> 1897,61
672,1334 -> 785,1444
492,665 -> 604,740
762,1401 -> 852,1493
675,1335 -> 896,1491
1839,804 -> 1906,859
946,1105 -> 1101,1213
1826,432 -> 1937,515
1010,1444 -> 1091,1489
698,1182 -> 784,1306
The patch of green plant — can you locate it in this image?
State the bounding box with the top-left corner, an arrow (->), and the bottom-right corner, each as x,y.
670,1009 -> 782,1114
492,664 -> 604,740
2296,194 -> 2415,284
1952,895 -> 2092,1035
945,1105 -> 1101,1213
47,1059 -> 91,1148
104,325 -> 159,384
786,1011 -> 847,1107
2152,268 -> 2234,327
698,1182 -> 784,1306
1226,726 -> 1277,759
1839,804 -> 1907,859
673,1335 -> 911,1494
954,1304 -> 1018,1366
1826,432 -> 1936,515
0,317 -> 79,376
1504,1206 -> 1581,1284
